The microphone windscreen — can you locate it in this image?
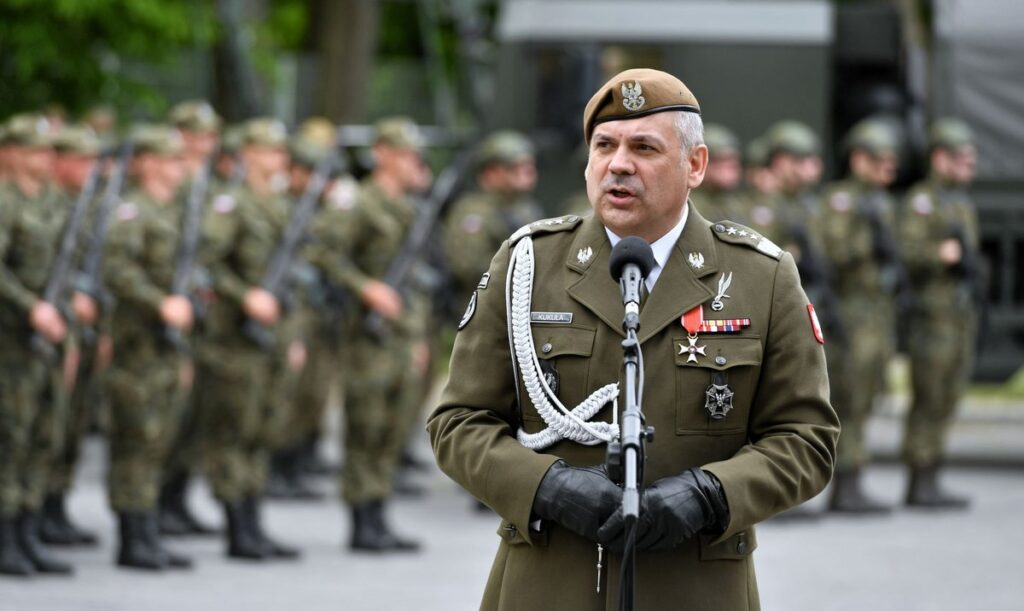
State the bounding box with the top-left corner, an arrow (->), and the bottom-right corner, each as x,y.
609,236 -> 656,279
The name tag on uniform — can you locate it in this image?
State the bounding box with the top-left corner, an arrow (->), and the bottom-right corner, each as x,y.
530,312 -> 573,324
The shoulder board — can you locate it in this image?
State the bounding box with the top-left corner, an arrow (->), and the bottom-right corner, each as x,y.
710,221 -> 783,260
509,214 -> 583,244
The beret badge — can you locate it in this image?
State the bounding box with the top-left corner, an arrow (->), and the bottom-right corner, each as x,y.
621,81 -> 645,111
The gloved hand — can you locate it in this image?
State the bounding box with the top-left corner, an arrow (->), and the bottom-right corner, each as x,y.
532,461 -> 622,542
598,468 -> 729,552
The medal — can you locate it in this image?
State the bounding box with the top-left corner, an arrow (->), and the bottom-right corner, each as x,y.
705,372 -> 734,420
680,305 -> 707,364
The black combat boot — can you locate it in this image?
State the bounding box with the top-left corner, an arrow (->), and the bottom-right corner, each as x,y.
40,494 -> 98,546
906,465 -> 970,509
142,511 -> 192,569
223,501 -> 265,561
266,452 -> 295,499
159,473 -> 218,536
17,511 -> 73,574
371,500 -> 420,552
116,513 -> 165,571
827,469 -> 892,515
349,501 -> 420,553
244,496 -> 300,560
0,517 -> 34,577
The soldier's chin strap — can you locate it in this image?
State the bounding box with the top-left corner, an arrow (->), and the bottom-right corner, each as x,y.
506,236 -> 619,451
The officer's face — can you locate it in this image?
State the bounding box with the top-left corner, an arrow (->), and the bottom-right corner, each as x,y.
586,112 -> 707,243
242,145 -> 289,178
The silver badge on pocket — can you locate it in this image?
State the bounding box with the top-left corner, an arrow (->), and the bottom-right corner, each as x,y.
705,372 -> 733,420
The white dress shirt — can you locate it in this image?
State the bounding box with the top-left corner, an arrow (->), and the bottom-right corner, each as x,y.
604,202 -> 689,293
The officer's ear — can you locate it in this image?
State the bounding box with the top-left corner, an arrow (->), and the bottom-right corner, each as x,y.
687,143 -> 709,189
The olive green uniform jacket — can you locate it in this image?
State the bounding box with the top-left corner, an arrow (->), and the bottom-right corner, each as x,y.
428,207 -> 839,611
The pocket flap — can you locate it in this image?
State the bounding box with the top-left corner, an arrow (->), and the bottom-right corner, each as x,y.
674,336 -> 762,370
532,326 -> 596,359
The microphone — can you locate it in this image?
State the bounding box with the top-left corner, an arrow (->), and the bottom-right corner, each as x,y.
609,236 -> 656,332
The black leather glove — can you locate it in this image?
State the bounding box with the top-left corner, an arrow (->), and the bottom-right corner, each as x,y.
598,468 -> 729,552
532,460 -> 623,542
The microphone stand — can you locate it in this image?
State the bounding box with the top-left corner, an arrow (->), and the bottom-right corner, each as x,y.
607,294 -> 653,611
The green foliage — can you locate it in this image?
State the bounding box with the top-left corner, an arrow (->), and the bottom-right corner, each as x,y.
0,0 -> 216,119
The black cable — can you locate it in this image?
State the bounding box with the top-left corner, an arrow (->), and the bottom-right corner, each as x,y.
618,516 -> 638,611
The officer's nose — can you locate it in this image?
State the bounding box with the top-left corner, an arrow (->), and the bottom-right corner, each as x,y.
607,145 -> 636,176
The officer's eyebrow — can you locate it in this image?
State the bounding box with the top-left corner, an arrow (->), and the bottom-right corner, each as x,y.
628,133 -> 667,150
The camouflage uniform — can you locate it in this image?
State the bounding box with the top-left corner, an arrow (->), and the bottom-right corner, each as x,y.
309,177 -> 423,506
197,184 -> 289,504
103,184 -> 189,513
0,114 -> 76,576
444,131 -> 544,310
899,120 -> 980,507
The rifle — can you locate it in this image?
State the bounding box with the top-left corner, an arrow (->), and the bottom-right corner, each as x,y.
363,145 -> 475,341
75,141 -> 135,346
862,192 -> 912,311
948,218 -> 989,349
243,133 -> 345,349
164,155 -> 214,353
30,151 -> 109,363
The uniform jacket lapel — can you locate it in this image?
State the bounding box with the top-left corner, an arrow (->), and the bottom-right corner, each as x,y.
564,205 -> 718,343
638,203 -> 717,343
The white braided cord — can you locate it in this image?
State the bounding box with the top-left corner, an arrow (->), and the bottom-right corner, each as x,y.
508,237 -> 619,450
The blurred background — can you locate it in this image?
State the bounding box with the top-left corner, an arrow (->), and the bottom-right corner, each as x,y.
2,1 -> 1023,609
2,0 -> 1021,379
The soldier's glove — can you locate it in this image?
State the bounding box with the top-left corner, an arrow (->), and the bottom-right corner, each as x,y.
598,468 -> 729,553
532,460 -> 622,542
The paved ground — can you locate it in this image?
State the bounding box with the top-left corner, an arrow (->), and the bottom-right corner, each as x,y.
2,400 -> 1023,611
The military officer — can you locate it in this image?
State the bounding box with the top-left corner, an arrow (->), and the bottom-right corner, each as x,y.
898,118 -> 980,509
689,123 -> 746,223
307,117 -> 429,552
194,118 -> 300,561
428,68 -> 839,610
101,125 -> 195,570
443,130 -> 543,312
819,117 -> 905,513
0,114 -> 75,577
39,125 -> 105,548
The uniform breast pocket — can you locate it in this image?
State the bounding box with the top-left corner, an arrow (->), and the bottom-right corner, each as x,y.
520,326 -> 595,424
673,335 -> 762,435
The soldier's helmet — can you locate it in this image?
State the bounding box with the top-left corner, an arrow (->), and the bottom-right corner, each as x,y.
220,125 -> 243,156
240,118 -> 289,148
845,117 -> 900,156
475,130 -> 534,170
52,124 -> 103,156
374,116 -> 424,154
745,136 -> 771,169
703,124 -> 740,159
297,117 -> 336,149
169,100 -> 222,133
929,118 -> 974,151
3,113 -> 54,148
131,124 -> 185,156
289,134 -> 330,170
765,120 -> 820,158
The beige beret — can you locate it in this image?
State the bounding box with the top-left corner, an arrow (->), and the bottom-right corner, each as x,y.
583,68 -> 700,143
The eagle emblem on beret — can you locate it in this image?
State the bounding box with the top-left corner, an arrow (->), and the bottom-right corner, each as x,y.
621,81 -> 645,111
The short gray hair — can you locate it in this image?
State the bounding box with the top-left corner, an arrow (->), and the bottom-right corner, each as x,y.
674,111 -> 705,153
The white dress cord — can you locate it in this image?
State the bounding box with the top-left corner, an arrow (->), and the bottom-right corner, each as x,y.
507,237 -> 619,450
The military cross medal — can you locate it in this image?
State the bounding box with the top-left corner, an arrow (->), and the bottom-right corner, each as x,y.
680,305 -> 707,363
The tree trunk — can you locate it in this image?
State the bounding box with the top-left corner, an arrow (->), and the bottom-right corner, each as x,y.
315,0 -> 380,124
